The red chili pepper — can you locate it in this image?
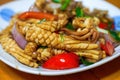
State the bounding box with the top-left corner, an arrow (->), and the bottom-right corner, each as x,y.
99,22 -> 108,29
18,11 -> 57,21
99,22 -> 114,30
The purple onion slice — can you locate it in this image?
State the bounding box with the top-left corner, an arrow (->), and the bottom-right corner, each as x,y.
11,24 -> 27,49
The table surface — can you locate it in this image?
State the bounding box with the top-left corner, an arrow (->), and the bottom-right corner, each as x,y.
0,0 -> 120,80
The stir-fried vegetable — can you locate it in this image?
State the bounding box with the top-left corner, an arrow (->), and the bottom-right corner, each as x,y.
42,52 -> 79,70
75,7 -> 84,17
60,0 -> 71,10
18,11 -> 57,21
11,24 -> 27,49
60,33 -> 65,42
66,22 -> 75,30
98,20 -> 120,41
52,0 -> 61,3
80,56 -> 93,66
96,27 -> 109,34
109,30 -> 120,41
99,22 -> 108,29
100,40 -> 114,56
52,0 -> 70,10
99,22 -> 114,30
38,18 -> 46,24
39,45 -> 48,49
108,22 -> 114,29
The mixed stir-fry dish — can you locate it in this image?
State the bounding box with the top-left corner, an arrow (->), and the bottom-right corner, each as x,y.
0,0 -> 120,70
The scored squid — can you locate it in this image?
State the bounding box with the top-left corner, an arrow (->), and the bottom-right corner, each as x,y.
23,25 -> 98,51
0,34 -> 39,67
17,13 -> 68,34
15,16 -> 99,51
24,42 -> 105,63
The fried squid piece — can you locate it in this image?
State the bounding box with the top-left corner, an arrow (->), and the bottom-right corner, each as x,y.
19,20 -> 59,32
36,21 -> 59,32
62,17 -> 100,42
16,13 -> 68,34
35,0 -> 46,10
57,13 -> 68,28
25,26 -> 98,51
36,48 -> 64,62
24,42 -> 38,58
0,34 -> 39,68
76,50 -> 106,62
72,17 -> 100,28
36,47 -> 106,63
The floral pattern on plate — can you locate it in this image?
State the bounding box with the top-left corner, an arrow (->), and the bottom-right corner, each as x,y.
0,8 -> 15,22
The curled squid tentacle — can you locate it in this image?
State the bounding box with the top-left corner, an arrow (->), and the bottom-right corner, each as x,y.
36,48 -> 65,62
24,42 -> 38,58
70,29 -> 94,40
61,28 -> 90,36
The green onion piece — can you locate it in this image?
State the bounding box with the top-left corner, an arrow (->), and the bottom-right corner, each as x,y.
38,18 -> 46,24
66,23 -> 75,30
60,0 -> 70,10
75,7 -> 84,17
80,56 -> 93,66
109,30 -> 120,41
108,22 -> 113,29
96,27 -> 109,34
60,33 -> 64,42
52,0 -> 61,3
84,16 -> 91,18
38,63 -> 41,66
118,32 -> 120,37
39,45 -> 48,49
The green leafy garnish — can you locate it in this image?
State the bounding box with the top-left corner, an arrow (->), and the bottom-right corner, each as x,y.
80,56 -> 93,66
66,23 -> 75,30
52,0 -> 70,10
75,7 -> 84,17
52,0 -> 61,3
60,0 -> 70,10
38,18 -> 46,24
109,30 -> 120,41
108,22 -> 113,29
39,45 -> 48,49
60,33 -> 64,42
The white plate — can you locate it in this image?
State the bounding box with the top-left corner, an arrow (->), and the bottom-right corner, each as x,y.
0,0 -> 120,76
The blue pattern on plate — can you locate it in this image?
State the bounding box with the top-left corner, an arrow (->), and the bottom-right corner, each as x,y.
0,8 -> 15,22
114,16 -> 120,31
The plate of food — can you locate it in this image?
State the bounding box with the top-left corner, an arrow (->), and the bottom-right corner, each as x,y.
0,0 -> 120,76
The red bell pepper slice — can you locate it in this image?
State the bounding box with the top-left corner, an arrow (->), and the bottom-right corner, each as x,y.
99,22 -> 114,30
18,11 -> 57,21
99,22 -> 108,29
100,41 -> 114,56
